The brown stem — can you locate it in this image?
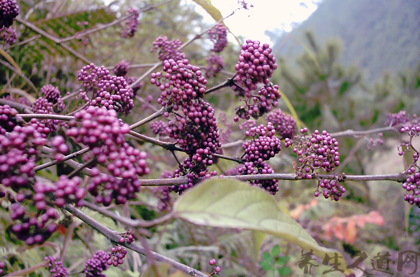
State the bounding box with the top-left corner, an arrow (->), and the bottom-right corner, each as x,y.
129,106 -> 173,129
64,204 -> 207,277
205,75 -> 237,95
36,146 -> 90,171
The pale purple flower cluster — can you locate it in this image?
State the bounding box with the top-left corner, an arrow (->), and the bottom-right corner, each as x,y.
0,26 -> 17,44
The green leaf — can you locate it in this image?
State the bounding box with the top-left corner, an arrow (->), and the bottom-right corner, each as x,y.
263,251 -> 273,263
271,244 -> 280,257
173,178 -> 352,275
260,261 -> 272,271
278,267 -> 292,276
277,255 -> 291,265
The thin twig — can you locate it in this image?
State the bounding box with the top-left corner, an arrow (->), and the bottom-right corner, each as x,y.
129,106 -> 172,129
64,204 -> 208,277
36,147 -> 90,171
205,75 -> 236,95
17,113 -> 75,121
0,59 -> 38,92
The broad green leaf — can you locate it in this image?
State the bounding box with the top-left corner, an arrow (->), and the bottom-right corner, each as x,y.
278,267 -> 292,276
271,244 -> 280,257
260,261 -> 272,271
173,178 -> 352,275
277,255 -> 291,265
0,48 -> 21,75
263,251 -> 273,263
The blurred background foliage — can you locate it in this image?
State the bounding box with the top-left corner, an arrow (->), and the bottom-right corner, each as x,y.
1,0 -> 419,276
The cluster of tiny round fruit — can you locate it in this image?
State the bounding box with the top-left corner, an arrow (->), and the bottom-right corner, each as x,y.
209,259 -> 222,275
399,124 -> 420,207
208,23 -> 228,53
112,60 -> 143,95
84,250 -> 110,277
234,40 -> 277,92
285,128 -> 345,200
151,36 -> 186,61
121,7 -> 140,38
44,256 -> 68,277
234,82 -> 281,120
107,246 -> 128,267
150,120 -> 168,136
32,85 -> 66,131
152,59 -> 207,106
0,122 -> 47,190
266,108 -> 297,139
0,0 -> 19,28
0,104 -> 21,134
77,64 -> 135,114
237,123 -> 281,194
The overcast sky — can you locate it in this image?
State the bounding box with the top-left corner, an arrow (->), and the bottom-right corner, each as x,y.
194,0 -> 320,43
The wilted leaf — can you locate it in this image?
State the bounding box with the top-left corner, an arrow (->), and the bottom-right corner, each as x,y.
0,48 -> 21,74
192,0 -> 223,22
173,178 -> 351,275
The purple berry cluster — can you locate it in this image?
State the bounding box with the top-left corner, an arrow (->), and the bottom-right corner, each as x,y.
119,230 -> 135,244
32,85 -> 66,131
208,23 -> 228,53
205,53 -> 224,78
84,250 -> 110,277
266,108 -> 297,139
386,111 -> 420,133
151,36 -> 186,61
0,0 -> 19,28
398,124 -> 420,207
0,123 -> 47,190
112,60 -> 143,95
10,200 -> 58,245
77,64 -> 135,115
107,246 -> 128,267
234,40 -> 277,92
151,59 -> 221,193
51,135 -> 69,161
152,59 -> 208,106
234,83 -> 281,121
66,107 -> 149,205
237,123 -> 282,194
0,104 -> 21,134
44,256 -> 68,277
209,259 -> 222,275
35,175 -> 85,207
150,120 -> 168,136
3,94 -> 31,106
0,26 -> 17,45
121,7 -> 140,38
168,98 -> 220,193
285,128 -> 345,201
